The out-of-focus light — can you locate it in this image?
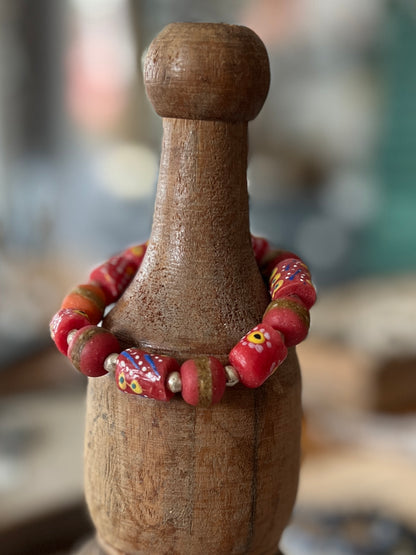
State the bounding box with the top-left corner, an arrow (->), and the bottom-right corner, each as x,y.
70,0 -> 124,18
95,142 -> 158,200
319,170 -> 380,229
295,216 -> 350,269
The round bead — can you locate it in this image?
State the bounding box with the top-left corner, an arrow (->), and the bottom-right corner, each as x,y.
229,323 -> 287,388
180,357 -> 226,407
262,296 -> 310,347
68,325 -> 120,377
49,308 -> 90,355
61,284 -> 106,325
224,365 -> 240,387
167,371 -> 182,393
269,258 -> 316,309
104,353 -> 119,375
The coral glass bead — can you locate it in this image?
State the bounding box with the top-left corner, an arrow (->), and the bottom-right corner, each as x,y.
180,357 -> 226,407
115,348 -> 179,401
49,308 -> 90,355
68,325 -> 120,377
269,258 -> 316,309
61,284 -> 106,324
89,255 -> 138,305
251,236 -> 269,264
229,323 -> 287,388
262,296 -> 310,347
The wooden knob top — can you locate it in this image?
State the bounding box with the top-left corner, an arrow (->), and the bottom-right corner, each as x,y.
144,22 -> 270,122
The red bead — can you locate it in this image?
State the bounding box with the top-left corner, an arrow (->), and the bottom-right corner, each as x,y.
61,283 -> 106,324
115,348 -> 178,401
180,357 -> 226,407
269,258 -> 316,309
123,242 -> 147,266
229,323 -> 287,388
261,249 -> 302,278
89,255 -> 138,305
68,325 -> 120,377
251,235 -> 269,264
49,308 -> 90,355
262,296 -> 310,347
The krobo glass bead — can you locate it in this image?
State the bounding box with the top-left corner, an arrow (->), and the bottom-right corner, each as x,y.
269,258 -> 316,309
89,255 -> 138,305
115,348 -> 179,401
123,243 -> 147,266
262,296 -> 310,347
180,357 -> 226,407
68,325 -> 120,377
251,235 -> 269,264
49,308 -> 90,355
229,323 -> 287,388
61,283 -> 106,324
261,249 -> 301,278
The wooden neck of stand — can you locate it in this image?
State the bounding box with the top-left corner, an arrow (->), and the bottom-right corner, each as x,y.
81,23 -> 301,555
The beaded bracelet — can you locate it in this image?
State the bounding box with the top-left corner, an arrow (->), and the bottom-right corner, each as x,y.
50,237 -> 316,407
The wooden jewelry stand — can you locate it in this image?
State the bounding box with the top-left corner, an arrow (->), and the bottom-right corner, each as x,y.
82,23 -> 302,555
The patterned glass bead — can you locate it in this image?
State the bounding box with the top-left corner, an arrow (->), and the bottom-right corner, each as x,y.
115,348 -> 179,401
269,258 -> 316,309
89,255 -> 138,305
229,323 -> 287,388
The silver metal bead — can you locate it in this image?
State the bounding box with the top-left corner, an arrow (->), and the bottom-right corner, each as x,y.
67,329 -> 78,345
167,371 -> 182,393
104,353 -> 119,375
225,365 -> 240,387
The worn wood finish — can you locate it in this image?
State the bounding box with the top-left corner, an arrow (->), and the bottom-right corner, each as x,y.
83,23 -> 302,554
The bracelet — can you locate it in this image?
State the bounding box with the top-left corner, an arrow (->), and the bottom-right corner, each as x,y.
50,236 -> 316,407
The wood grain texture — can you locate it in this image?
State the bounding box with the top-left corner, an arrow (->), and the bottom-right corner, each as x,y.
82,23 -> 302,554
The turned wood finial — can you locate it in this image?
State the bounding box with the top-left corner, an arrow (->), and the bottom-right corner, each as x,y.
105,22 -> 271,360
144,22 -> 270,122
84,23 -> 301,555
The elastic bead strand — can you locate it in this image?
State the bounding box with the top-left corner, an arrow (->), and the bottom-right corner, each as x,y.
50,235 -> 316,403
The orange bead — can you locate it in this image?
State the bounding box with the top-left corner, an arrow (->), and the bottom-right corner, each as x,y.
61,283 -> 106,325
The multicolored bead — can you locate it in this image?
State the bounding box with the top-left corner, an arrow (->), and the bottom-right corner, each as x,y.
115,348 -> 179,401
229,323 -> 287,388
262,296 -> 310,347
49,308 -> 91,355
89,255 -> 138,305
61,283 -> 106,325
123,243 -> 147,266
68,325 -> 120,377
261,249 -> 301,278
180,357 -> 226,407
269,258 -> 316,309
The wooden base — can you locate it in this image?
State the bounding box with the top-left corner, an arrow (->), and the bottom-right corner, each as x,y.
75,535 -> 285,555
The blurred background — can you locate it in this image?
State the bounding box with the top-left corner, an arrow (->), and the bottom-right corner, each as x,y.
0,0 -> 416,553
